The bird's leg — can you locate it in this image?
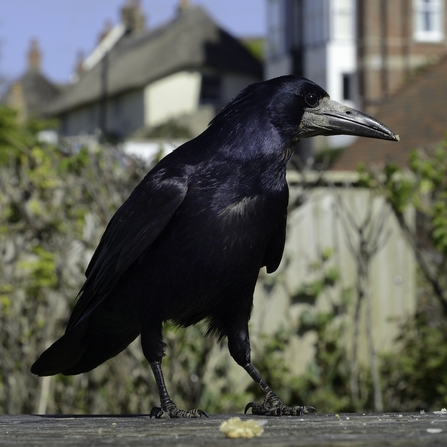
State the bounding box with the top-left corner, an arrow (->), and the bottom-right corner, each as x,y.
243,363 -> 316,416
142,324 -> 208,418
149,361 -> 208,418
227,324 -> 315,416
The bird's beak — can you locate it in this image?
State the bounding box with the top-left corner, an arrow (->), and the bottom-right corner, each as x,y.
299,97 -> 399,142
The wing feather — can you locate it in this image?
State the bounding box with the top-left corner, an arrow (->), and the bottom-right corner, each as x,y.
66,174 -> 188,331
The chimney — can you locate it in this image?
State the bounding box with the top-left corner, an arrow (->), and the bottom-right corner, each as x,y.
7,82 -> 26,123
178,0 -> 190,13
27,38 -> 41,71
121,0 -> 146,34
75,50 -> 85,77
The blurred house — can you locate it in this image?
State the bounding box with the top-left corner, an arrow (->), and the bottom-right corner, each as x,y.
265,0 -> 447,152
44,1 -> 262,140
0,39 -> 60,123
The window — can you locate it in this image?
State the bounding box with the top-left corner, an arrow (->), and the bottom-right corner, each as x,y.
413,0 -> 444,42
113,96 -> 121,120
199,75 -> 221,105
88,104 -> 98,133
342,73 -> 352,100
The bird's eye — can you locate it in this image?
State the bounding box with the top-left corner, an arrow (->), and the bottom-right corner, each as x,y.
304,93 -> 319,107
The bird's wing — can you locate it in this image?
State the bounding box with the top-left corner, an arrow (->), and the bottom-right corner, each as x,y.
263,210 -> 287,274
66,174 -> 188,331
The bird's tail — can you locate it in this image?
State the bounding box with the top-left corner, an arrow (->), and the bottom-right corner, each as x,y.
31,309 -> 140,376
31,317 -> 90,376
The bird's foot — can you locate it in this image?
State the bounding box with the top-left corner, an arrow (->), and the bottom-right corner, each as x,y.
244,390 -> 316,416
150,400 -> 208,419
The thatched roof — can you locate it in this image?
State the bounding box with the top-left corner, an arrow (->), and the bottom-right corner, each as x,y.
1,69 -> 60,119
46,6 -> 262,115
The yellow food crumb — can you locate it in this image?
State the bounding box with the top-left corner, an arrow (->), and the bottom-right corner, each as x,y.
219,417 -> 265,438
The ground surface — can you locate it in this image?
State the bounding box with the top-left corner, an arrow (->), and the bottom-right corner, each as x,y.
0,412 -> 446,446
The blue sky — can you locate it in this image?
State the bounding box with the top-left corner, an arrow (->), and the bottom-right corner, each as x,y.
0,0 -> 266,85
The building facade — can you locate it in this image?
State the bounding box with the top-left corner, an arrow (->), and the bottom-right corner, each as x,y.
46,2 -> 262,140
266,0 -> 447,148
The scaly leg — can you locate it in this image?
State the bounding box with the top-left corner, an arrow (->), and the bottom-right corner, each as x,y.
226,320 -> 316,416
149,361 -> 208,418
243,363 -> 316,416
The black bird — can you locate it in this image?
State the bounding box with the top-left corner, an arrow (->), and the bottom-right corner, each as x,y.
32,75 -> 398,417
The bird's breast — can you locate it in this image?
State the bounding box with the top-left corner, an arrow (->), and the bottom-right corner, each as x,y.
219,195 -> 261,220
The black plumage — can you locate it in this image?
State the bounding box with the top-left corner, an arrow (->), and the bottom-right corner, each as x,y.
32,75 -> 398,417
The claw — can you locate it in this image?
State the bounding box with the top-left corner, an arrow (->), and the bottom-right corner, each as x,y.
301,405 -> 317,414
150,404 -> 208,418
244,402 -> 255,414
149,406 -> 164,418
244,395 -> 317,417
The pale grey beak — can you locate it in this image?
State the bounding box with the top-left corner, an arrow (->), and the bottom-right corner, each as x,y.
299,97 -> 399,142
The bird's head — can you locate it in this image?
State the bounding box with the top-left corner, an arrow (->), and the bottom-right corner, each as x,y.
266,75 -> 399,143
205,75 -> 398,162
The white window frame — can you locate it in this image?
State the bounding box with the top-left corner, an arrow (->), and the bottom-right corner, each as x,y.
413,0 -> 444,42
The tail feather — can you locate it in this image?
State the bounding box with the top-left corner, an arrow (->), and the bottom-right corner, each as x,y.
31,319 -> 89,376
31,311 -> 140,376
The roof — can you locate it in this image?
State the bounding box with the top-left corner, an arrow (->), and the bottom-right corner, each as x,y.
331,55 -> 447,171
1,69 -> 60,118
46,6 -> 262,115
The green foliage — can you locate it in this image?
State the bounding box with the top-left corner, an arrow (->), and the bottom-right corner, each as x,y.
0,106 -> 56,165
407,146 -> 447,256
163,323 -> 253,414
240,37 -> 265,61
358,138 -> 447,410
0,107 -> 31,163
360,141 -> 447,256
253,250 -> 357,413
357,162 -> 414,214
0,138 -> 150,413
381,312 -> 447,411
314,147 -> 345,167
292,248 -> 340,302
291,253 -> 355,413
365,142 -> 447,310
19,246 -> 58,296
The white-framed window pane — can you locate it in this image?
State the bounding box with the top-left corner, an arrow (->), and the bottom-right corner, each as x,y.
413,0 -> 444,42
